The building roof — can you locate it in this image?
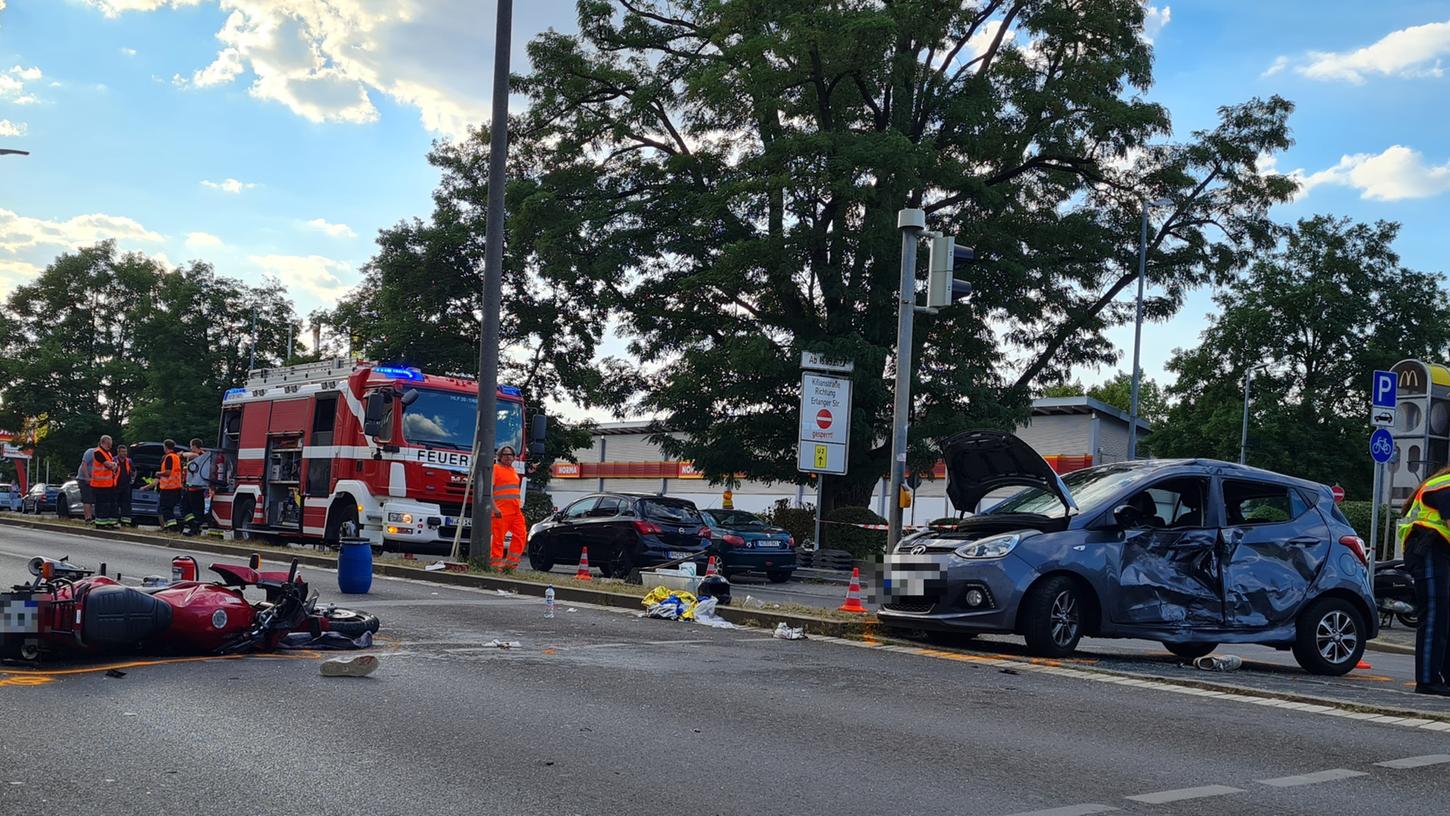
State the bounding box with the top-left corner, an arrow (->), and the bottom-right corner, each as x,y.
1031,396 -> 1152,432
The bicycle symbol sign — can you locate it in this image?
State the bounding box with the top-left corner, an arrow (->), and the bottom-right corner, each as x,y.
1370,428 -> 1394,464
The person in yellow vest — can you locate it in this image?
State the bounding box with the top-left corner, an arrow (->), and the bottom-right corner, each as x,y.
156,439 -> 185,529
89,435 -> 121,528
1401,466 -> 1450,696
490,446 -> 528,570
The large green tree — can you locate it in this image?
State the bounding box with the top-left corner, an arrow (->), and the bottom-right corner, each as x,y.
484,0 -> 1294,506
1150,216 -> 1450,494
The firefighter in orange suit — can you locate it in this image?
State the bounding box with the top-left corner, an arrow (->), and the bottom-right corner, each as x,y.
490,446 -> 528,569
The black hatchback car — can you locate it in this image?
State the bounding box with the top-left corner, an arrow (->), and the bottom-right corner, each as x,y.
880,431 -> 1377,676
527,493 -> 713,578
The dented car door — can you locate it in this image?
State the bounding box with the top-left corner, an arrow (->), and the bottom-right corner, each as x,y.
1219,479 -> 1330,629
1111,477 -> 1224,627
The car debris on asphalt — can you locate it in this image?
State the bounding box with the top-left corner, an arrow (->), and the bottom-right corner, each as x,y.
485,639 -> 522,649
773,623 -> 807,640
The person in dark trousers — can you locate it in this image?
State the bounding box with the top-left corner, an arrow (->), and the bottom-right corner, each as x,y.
1400,465 -> 1450,696
115,444 -> 135,526
155,439 -> 184,530
180,438 -> 209,536
89,435 -> 120,528
77,445 -> 96,523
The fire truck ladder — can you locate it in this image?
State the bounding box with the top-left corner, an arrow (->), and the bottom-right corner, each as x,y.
244,358 -> 357,391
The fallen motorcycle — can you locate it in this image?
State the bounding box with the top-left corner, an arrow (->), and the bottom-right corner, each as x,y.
0,554 -> 379,662
1375,558 -> 1419,629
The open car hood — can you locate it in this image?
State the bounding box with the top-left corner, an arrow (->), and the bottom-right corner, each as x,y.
943,430 -> 1079,514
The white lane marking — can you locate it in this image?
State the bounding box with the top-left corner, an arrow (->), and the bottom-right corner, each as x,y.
1125,785 -> 1243,804
1003,805 -> 1119,816
1257,769 -> 1368,787
1376,754 -> 1450,769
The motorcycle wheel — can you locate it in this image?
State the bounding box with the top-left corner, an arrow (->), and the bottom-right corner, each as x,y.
322,608 -> 380,637
1398,611 -> 1421,628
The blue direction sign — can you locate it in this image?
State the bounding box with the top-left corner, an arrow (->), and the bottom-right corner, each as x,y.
1370,428 -> 1394,464
1372,370 -> 1397,409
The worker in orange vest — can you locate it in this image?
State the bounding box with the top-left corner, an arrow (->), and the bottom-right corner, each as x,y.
156,438 -> 185,529
491,446 -> 528,570
89,435 -> 121,528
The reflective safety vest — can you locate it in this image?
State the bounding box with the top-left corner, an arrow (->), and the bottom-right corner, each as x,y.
159,452 -> 183,490
493,463 -> 521,504
1399,473 -> 1450,549
90,449 -> 118,489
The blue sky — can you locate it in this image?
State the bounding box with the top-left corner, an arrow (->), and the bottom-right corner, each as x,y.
0,1 -> 1447,416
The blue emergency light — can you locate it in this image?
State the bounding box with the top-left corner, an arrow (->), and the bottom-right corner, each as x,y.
374,365 -> 424,382
223,388 -> 246,401
499,385 -> 522,398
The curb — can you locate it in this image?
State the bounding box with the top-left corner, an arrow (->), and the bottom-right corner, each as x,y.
0,516 -> 878,638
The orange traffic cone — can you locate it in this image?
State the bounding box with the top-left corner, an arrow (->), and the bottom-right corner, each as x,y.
575,546 -> 593,581
838,567 -> 867,614
705,555 -> 719,577
1356,659 -> 1372,670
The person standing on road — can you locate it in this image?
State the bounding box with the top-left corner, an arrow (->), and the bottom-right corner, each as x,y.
156,439 -> 184,530
76,444 -> 96,523
1400,465 -> 1450,696
115,444 -> 135,527
490,446 -> 528,570
89,435 -> 120,528
180,438 -> 210,536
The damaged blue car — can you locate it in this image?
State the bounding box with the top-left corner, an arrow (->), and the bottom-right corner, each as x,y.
879,431 -> 1376,675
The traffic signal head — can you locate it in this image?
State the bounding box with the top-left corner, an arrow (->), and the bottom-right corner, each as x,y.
927,235 -> 975,307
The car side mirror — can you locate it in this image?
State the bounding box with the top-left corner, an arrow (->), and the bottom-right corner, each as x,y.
400,388 -> 420,407
363,391 -> 388,437
1113,504 -> 1145,529
528,415 -> 548,458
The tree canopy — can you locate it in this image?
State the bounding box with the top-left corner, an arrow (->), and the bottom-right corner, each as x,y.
1042,371 -> 1167,426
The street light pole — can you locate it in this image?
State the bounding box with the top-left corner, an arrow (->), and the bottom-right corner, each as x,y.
1127,197 -> 1171,460
1239,365 -> 1267,465
886,208 -> 926,554
469,0 -> 514,570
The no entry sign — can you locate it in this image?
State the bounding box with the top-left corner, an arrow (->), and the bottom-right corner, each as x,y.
1331,484 -> 1345,504
816,409 -> 833,430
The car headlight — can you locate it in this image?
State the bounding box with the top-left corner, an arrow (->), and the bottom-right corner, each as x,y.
386,512 -> 415,524
953,533 -> 1020,559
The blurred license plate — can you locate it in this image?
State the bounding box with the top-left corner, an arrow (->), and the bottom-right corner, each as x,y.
755,541 -> 783,549
668,551 -> 693,559
444,516 -> 472,527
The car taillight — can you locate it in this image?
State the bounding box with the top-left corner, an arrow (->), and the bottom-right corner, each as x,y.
1340,535 -> 1369,567
723,534 -> 746,547
699,526 -> 713,539
633,520 -> 662,536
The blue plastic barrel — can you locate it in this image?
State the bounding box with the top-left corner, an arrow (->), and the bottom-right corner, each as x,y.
337,538 -> 373,594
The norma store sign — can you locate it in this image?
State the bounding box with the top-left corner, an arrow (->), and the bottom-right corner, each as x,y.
798,373 -> 852,475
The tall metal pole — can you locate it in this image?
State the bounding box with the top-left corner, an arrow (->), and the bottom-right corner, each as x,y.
1239,367 -> 1254,465
812,475 -> 823,549
887,209 -> 925,553
1127,202 -> 1150,460
469,0 -> 514,569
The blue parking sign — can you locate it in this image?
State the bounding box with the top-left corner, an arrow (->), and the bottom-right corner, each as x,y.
1372,370 -> 1397,409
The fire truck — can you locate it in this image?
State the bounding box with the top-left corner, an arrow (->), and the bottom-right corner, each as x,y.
212,359 -> 540,554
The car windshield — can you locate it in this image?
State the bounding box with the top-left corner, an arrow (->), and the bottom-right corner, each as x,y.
705,510 -> 768,529
642,500 -> 703,525
402,389 -> 523,454
984,465 -> 1156,519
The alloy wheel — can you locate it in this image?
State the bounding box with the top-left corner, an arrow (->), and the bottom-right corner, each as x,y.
1050,590 -> 1080,647
1315,610 -> 1358,665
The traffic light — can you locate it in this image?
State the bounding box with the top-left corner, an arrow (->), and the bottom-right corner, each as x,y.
927,235 -> 975,308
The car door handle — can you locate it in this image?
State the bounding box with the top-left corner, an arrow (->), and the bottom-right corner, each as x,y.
1287,536 -> 1320,547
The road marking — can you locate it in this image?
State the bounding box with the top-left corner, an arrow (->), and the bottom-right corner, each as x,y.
1003,805 -> 1118,816
1376,754 -> 1450,769
1125,785 -> 1243,804
1257,769 -> 1367,787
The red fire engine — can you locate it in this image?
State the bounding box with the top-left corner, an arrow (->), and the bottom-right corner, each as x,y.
212,359 -> 535,554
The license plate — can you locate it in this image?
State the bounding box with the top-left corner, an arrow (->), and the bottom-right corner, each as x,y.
444,515 -> 473,527
668,551 -> 694,560
755,540 -> 783,549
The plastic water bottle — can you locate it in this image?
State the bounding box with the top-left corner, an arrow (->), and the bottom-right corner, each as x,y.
545,586 -> 556,619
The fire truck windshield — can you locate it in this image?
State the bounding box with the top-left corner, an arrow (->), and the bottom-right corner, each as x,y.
401,389 -> 524,454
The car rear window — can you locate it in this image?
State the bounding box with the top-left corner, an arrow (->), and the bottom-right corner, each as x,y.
706,510 -> 767,528
642,500 -> 703,525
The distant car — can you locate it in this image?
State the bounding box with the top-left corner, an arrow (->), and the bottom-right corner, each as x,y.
21,483 -> 60,514
0,483 -> 21,511
527,493 -> 713,578
55,481 -> 81,517
700,509 -> 797,583
878,430 -> 1377,676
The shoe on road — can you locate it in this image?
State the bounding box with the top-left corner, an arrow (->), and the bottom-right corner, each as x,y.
320,655 -> 379,678
1413,683 -> 1450,696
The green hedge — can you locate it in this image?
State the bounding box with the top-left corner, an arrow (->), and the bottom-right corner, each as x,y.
1340,500 -> 1397,544
763,499 -> 817,547
823,506 -> 887,560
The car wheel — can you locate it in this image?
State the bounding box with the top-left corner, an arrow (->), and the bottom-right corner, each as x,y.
765,570 -> 793,584
1021,576 -> 1084,658
56,498 -> 69,519
233,496 -> 256,541
1293,597 -> 1366,676
528,549 -> 555,573
1162,641 -> 1217,660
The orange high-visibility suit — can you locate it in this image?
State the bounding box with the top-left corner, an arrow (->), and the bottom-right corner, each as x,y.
490,463 -> 526,567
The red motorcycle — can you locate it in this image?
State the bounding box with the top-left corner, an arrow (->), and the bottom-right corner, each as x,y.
1,555 -> 379,662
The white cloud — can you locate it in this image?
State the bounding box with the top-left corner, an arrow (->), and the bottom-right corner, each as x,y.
200,177 -> 256,194
1295,20 -> 1450,84
0,119 -> 24,137
1262,55 -> 1291,78
0,259 -> 42,290
120,47 -> 138,57
0,65 -> 42,105
88,0 -> 511,138
1294,145 -> 1450,202
0,208 -> 165,254
303,218 -> 356,239
185,231 -> 224,249
249,254 -> 354,303
1143,3 -> 1171,44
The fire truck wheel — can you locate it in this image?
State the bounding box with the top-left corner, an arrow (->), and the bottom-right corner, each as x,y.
233,496 -> 255,540
327,500 -> 360,543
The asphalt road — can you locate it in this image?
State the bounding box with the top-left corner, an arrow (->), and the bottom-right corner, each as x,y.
2,526 -> 1449,816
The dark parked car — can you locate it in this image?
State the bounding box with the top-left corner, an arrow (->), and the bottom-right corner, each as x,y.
700,509 -> 797,582
879,431 -> 1377,676
21,483 -> 60,514
528,493 -> 713,578
54,444 -> 165,524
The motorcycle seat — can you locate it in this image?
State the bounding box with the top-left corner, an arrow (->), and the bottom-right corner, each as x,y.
82,585 -> 173,646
